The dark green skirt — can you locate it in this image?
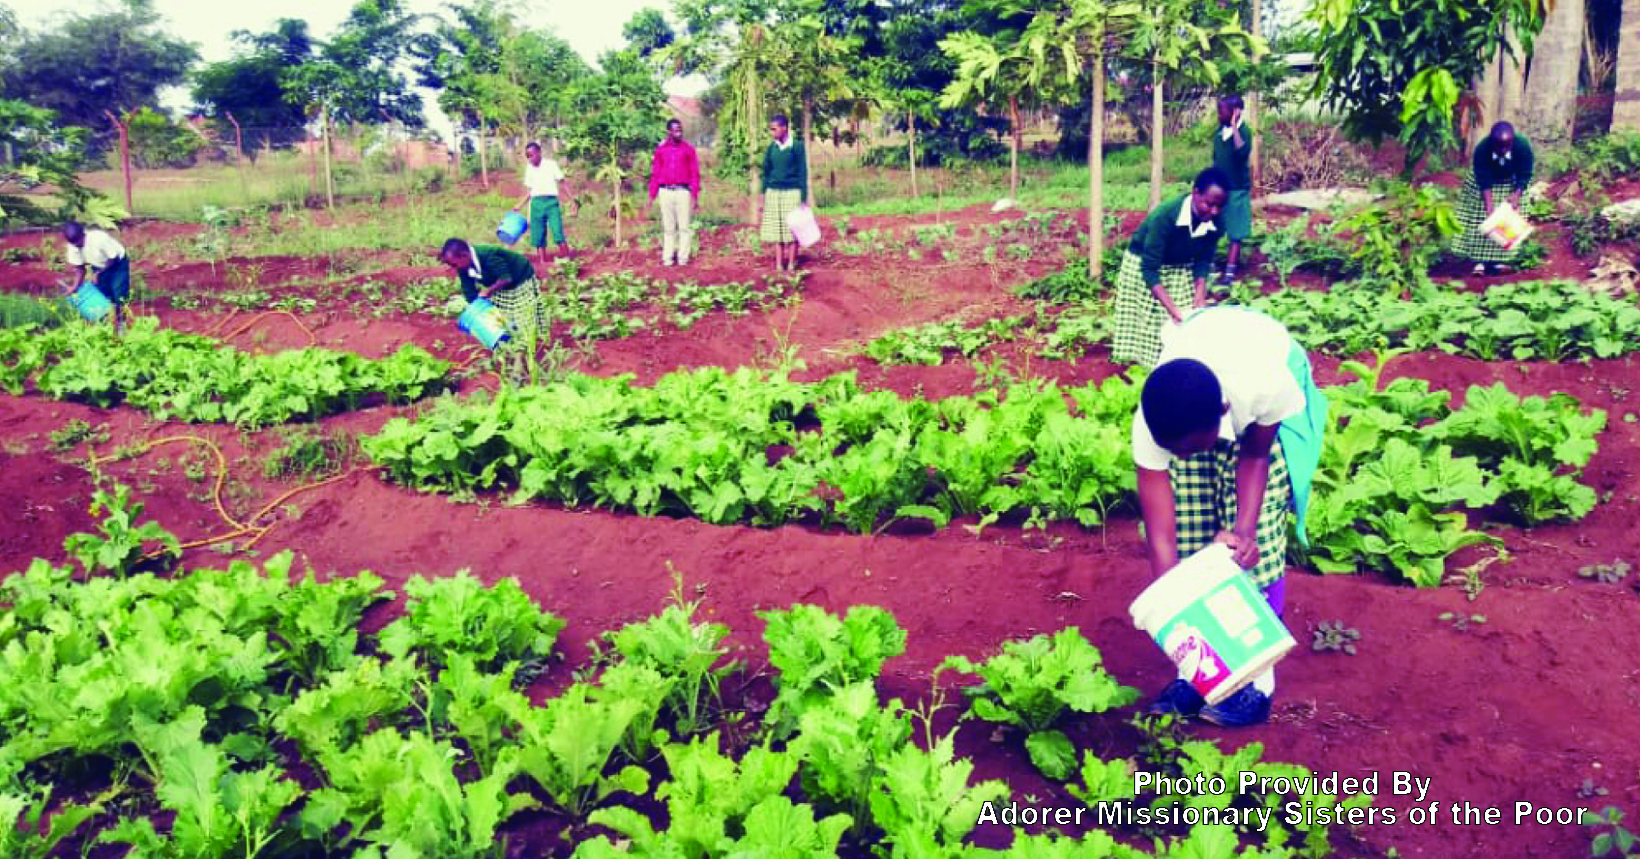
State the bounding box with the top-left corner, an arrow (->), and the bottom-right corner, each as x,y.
1223,188 -> 1252,242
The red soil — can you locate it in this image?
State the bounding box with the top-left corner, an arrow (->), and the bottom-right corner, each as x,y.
3,202 -> 1640,857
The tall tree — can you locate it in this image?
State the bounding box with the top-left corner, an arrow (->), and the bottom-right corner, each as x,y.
1520,0 -> 1584,147
624,7 -> 677,56
561,50 -> 668,247
1124,0 -> 1261,207
1614,0 -> 1640,129
0,99 -> 97,226
2,1 -> 199,136
283,0 -> 425,129
192,20 -> 316,153
1309,0 -> 1543,174
775,14 -> 857,204
940,26 -> 1063,200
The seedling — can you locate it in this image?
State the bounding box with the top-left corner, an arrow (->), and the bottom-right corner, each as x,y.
1578,778 -> 1610,800
1579,560 -> 1632,584
1588,806 -> 1638,858
1311,621 -> 1361,654
1438,611 -> 1487,632
49,419 -> 108,452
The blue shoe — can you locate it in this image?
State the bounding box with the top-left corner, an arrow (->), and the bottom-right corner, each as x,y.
1146,679 -> 1206,717
1199,685 -> 1271,727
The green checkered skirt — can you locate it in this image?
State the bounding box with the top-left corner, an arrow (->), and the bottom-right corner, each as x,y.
488,276 -> 542,342
1223,188 -> 1253,242
1171,436 -> 1293,588
1113,250 -> 1193,367
761,188 -> 802,244
1451,176 -> 1518,264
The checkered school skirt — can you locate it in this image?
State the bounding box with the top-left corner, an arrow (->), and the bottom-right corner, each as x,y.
1112,250 -> 1194,367
760,189 -> 803,243
1171,437 -> 1293,588
1450,176 -> 1519,264
488,276 -> 543,342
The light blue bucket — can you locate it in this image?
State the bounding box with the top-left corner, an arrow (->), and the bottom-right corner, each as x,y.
497,211 -> 528,245
67,282 -> 113,322
458,297 -> 511,350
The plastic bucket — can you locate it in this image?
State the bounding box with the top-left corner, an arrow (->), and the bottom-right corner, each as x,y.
786,206 -> 821,248
497,211 -> 529,245
68,282 -> 113,322
1480,202 -> 1532,251
1129,544 -> 1295,705
457,297 -> 511,351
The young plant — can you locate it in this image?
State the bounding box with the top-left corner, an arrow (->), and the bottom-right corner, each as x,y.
1310,621 -> 1361,654
604,574 -> 738,738
938,628 -> 1139,780
1578,561 -> 1632,585
1438,611 -> 1487,632
378,572 -> 565,672
759,604 -> 907,738
48,419 -> 108,452
62,482 -> 181,576
1588,806 -> 1639,859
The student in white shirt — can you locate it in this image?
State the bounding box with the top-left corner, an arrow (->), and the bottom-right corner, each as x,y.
1131,305 -> 1327,727
512,141 -> 573,264
63,221 -> 131,334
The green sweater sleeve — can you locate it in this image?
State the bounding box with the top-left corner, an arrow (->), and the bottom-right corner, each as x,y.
1471,142 -> 1494,188
760,144 -> 773,191
1138,205 -> 1170,288
458,272 -> 478,303
1514,138 -> 1534,192
502,249 -> 535,285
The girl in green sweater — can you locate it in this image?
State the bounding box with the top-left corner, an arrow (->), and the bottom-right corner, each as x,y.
758,114 -> 808,272
1111,168 -> 1229,367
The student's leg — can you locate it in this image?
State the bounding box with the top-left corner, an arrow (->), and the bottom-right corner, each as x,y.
1144,445 -> 1225,716
98,258 -> 131,334
529,195 -> 549,264
1225,240 -> 1242,274
659,189 -> 677,264
543,197 -> 568,256
760,190 -> 782,269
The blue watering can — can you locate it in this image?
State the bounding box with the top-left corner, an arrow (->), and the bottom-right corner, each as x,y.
458,297 -> 511,350
67,282 -> 113,322
496,211 -> 528,244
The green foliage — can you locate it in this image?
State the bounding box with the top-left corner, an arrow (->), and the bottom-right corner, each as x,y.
1588,806 -> 1639,858
1016,262 -> 1104,303
1308,0 -> 1542,173
379,572 -> 565,671
0,294 -> 70,331
940,628 -> 1139,779
0,99 -> 99,226
869,730 -> 1010,857
604,578 -> 738,738
761,605 -> 906,737
1237,278 -> 1640,362
279,0 -> 425,126
362,365 -> 1144,534
47,419 -> 107,452
1578,560 -> 1631,584
864,315 -> 1024,366
62,483 -> 181,576
191,19 -> 314,149
1310,621 -> 1361,654
0,318 -> 451,428
125,106 -> 206,169
1331,183 -> 1457,289
262,427 -> 359,479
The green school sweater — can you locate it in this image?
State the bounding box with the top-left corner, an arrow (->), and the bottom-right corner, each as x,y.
1212,125 -> 1254,191
1472,136 -> 1534,192
761,140 -> 808,203
457,245 -> 536,303
1130,195 -> 1222,286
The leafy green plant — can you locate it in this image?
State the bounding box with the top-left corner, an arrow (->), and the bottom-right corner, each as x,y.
1429,384 -> 1606,524
760,604 -> 906,738
1310,621 -> 1361,654
1588,806 -> 1639,859
62,482 -> 181,576
938,628 -> 1139,779
604,575 -> 737,738
378,572 -> 565,671
1330,182 -> 1457,290
0,789 -> 105,859
1438,611 -> 1487,632
867,729 -> 1009,857
262,427 -> 358,479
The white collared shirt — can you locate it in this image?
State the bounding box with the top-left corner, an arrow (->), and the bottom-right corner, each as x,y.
1220,121 -> 1244,142
523,158 -> 565,197
66,229 -> 125,270
1131,307 -> 1306,470
774,135 -> 793,151
1175,198 -> 1217,239
465,244 -> 483,280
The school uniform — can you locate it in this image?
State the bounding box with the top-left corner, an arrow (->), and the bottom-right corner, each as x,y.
1133,306 -> 1329,721
67,229 -> 130,305
1213,121 -> 1254,243
1112,195 -> 1222,367
1453,136 -> 1535,265
760,137 -> 807,244
649,138 -> 701,265
523,158 -> 568,248
457,244 -> 542,340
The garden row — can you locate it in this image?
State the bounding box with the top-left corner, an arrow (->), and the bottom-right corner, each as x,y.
864,277 -> 1640,368
363,363 -> 1605,587
0,320 -> 451,429
1,513 -> 1371,858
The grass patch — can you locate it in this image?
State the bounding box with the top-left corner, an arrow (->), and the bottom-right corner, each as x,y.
49,419 -> 109,452
0,293 -> 73,329
262,427 -> 361,480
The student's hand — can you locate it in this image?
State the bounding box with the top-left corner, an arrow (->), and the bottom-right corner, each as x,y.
1213,527 -> 1260,569
1231,108 -> 1243,128
1508,192 -> 1523,210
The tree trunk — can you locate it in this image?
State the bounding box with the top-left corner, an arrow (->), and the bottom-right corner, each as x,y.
1522,0 -> 1585,147
908,111 -> 919,197
308,127 -> 318,196
1089,56 -> 1106,279
478,129 -> 490,189
1149,57 -> 1164,209
802,99 -> 815,205
322,106 -> 336,210
1499,24 -> 1527,120
1615,0 -> 1640,129
614,171 -> 623,247
1472,48 -> 1503,151
745,62 -> 760,226
1249,0 -> 1263,193
1009,95 -> 1022,199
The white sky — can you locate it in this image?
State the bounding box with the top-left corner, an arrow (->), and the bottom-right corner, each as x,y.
6,0 -> 702,143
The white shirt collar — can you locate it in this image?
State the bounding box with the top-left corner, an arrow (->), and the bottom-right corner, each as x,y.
1176,199 -> 1217,238
774,136 -> 793,151
1220,121 -> 1242,141
465,244 -> 482,279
